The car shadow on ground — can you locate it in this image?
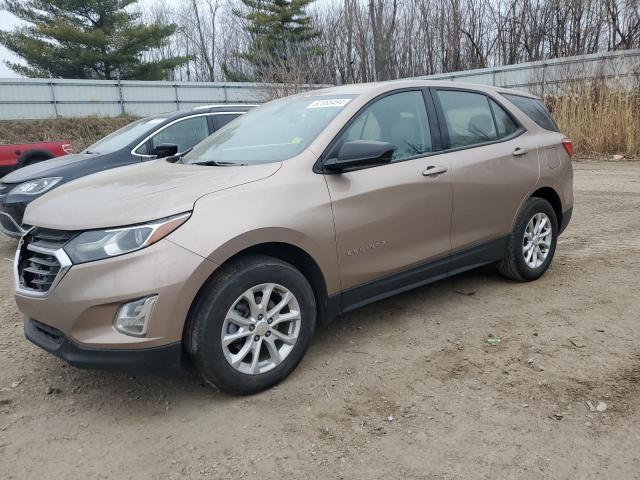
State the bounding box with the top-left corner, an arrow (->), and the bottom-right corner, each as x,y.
25,264 -> 514,412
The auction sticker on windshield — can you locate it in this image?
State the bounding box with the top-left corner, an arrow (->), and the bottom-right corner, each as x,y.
307,99 -> 351,109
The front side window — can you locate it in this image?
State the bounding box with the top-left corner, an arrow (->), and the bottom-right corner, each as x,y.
145,116 -> 210,155
84,115 -> 170,155
335,90 -> 433,161
185,94 -> 357,165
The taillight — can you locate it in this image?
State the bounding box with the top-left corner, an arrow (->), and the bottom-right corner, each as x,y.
561,138 -> 573,158
62,143 -> 73,154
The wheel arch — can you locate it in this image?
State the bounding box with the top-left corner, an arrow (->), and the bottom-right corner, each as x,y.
17,149 -> 55,168
529,186 -> 563,228
183,241 -> 334,350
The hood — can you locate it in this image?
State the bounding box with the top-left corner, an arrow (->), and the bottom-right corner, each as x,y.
1,153 -> 106,184
24,159 -> 281,230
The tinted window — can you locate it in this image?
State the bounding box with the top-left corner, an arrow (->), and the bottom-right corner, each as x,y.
213,113 -> 240,130
337,91 -> 432,161
489,99 -> 520,138
437,90 -> 497,148
502,94 -> 559,132
185,95 -> 356,165
147,116 -> 210,154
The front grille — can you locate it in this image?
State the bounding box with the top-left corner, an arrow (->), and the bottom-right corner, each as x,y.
17,228 -> 76,294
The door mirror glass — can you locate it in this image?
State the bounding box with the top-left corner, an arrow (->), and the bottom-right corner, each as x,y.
154,143 -> 178,158
324,140 -> 395,171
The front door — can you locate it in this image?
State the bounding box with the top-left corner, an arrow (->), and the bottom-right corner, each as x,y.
323,90 -> 452,300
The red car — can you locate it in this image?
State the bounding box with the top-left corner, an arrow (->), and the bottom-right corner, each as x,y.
0,141 -> 73,176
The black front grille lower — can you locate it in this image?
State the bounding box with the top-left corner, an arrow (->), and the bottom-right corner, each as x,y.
17,228 -> 76,294
31,319 -> 64,347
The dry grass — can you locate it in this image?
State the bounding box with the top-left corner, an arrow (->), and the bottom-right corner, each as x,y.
0,116 -> 137,152
549,83 -> 640,159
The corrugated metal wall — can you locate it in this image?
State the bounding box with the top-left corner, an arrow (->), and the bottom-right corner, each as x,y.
1,49 -> 638,120
418,49 -> 640,94
0,79 -> 323,120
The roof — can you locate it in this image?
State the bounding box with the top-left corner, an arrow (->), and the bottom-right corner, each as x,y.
192,104 -> 260,111
292,79 -> 540,99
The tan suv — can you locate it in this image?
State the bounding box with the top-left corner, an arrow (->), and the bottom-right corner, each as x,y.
14,80 -> 573,394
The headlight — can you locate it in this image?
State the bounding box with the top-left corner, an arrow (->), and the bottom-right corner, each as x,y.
64,213 -> 190,264
10,177 -> 62,195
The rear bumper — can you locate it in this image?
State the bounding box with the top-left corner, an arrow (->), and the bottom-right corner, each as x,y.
25,317 -> 183,374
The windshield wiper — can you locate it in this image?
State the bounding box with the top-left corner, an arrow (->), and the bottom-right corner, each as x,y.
189,160 -> 246,166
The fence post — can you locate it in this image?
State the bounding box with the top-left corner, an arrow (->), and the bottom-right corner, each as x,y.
49,80 -> 59,118
117,79 -> 125,115
223,84 -> 228,103
174,84 -> 180,110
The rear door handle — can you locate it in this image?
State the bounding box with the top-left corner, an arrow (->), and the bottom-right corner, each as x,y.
512,147 -> 528,156
422,165 -> 448,176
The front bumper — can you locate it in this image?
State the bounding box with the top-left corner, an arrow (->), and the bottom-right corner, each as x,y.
15,238 -> 218,370
25,317 -> 183,374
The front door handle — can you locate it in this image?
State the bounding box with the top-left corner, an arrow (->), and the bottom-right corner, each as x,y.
422,165 -> 448,176
512,147 -> 529,156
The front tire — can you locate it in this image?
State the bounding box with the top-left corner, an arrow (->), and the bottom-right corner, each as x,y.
498,197 -> 558,281
187,254 -> 316,395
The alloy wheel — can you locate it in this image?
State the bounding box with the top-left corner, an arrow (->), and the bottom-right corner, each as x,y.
221,283 -> 301,375
523,212 -> 552,268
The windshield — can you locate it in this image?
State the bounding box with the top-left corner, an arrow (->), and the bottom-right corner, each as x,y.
184,94 -> 357,165
83,115 -> 170,154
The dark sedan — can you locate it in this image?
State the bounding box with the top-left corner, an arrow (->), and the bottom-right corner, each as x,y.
0,104 -> 255,238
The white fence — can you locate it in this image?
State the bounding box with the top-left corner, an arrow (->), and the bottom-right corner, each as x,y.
419,49 -> 640,94
0,49 -> 638,120
0,79 -> 323,120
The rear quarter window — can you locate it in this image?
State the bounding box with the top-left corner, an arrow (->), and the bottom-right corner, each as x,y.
502,93 -> 560,132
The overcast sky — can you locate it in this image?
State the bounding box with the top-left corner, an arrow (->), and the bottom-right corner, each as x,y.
0,0 -> 167,78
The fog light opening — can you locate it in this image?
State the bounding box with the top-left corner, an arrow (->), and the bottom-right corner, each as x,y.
114,295 -> 158,337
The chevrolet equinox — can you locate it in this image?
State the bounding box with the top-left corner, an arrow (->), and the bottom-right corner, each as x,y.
15,80 -> 573,394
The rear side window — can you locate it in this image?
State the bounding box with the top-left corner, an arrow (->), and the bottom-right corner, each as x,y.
436,90 -> 497,148
489,99 -> 520,138
213,113 -> 240,130
502,94 -> 559,132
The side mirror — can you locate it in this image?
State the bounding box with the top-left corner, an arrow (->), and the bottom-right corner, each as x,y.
154,143 -> 178,159
323,140 -> 395,172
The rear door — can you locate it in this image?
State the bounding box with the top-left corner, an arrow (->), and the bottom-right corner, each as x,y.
431,88 -> 540,258
323,89 -> 452,297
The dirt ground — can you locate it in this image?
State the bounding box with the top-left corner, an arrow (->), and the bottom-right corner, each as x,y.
1,160 -> 639,480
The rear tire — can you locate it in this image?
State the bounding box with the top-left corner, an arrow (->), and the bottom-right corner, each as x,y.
187,254 -> 316,395
498,197 -> 558,281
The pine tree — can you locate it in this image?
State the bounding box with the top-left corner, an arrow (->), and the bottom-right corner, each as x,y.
228,0 -> 320,81
0,0 -> 190,80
